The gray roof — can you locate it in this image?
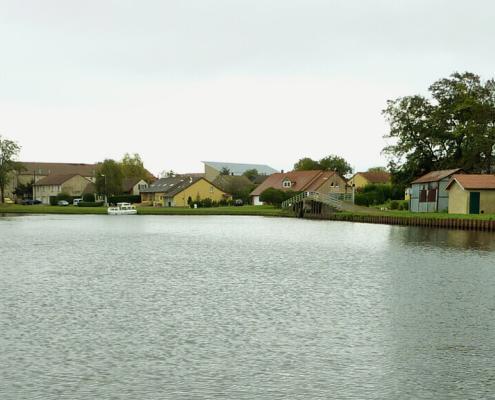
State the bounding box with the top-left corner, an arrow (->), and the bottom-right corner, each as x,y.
411,168 -> 463,184
202,161 -> 278,176
140,175 -> 204,197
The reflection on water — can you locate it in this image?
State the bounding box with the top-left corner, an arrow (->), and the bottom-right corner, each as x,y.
392,225 -> 495,251
1,215 -> 495,399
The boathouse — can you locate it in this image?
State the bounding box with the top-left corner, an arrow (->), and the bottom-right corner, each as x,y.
409,169 -> 463,213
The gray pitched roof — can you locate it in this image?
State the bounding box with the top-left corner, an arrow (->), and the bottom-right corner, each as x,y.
411,168 -> 463,184
202,161 -> 278,176
140,175 -> 202,197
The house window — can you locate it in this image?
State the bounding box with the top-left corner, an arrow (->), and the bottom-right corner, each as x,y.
282,180 -> 292,188
209,186 -> 214,193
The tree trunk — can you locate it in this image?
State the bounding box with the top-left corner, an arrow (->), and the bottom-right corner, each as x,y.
0,184 -> 4,204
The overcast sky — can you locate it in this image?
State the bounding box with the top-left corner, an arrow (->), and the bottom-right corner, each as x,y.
1,0 -> 494,176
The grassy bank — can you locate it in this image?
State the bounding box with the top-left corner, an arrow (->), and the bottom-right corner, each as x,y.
338,209 -> 495,220
0,204 -> 289,217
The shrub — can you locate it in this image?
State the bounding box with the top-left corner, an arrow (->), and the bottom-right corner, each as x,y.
108,195 -> 141,204
390,200 -> 399,210
399,200 -> 409,211
83,193 -> 95,202
78,201 -> 104,207
259,188 -> 299,207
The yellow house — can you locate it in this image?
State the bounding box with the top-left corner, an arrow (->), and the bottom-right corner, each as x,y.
446,174 -> 495,214
141,175 -> 230,207
348,171 -> 391,190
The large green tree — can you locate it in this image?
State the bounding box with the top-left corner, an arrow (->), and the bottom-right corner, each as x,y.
121,153 -> 149,181
0,136 -> 21,203
95,159 -> 123,196
293,155 -> 353,176
383,72 -> 495,185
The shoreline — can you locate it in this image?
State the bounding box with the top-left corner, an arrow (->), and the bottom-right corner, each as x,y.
0,204 -> 291,218
2,204 -> 495,232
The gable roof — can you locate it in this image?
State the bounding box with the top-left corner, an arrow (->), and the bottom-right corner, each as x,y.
203,161 -> 278,176
250,170 -> 342,196
18,162 -> 97,177
34,174 -> 89,186
411,168 -> 463,184
122,178 -> 147,192
446,174 -> 495,190
141,175 -> 227,197
354,171 -> 391,184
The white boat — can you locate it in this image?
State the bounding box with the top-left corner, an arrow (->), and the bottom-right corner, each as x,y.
107,202 -> 137,215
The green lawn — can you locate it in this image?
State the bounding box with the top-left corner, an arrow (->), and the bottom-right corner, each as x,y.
0,204 -> 289,217
2,203 -> 493,220
338,209 -> 495,220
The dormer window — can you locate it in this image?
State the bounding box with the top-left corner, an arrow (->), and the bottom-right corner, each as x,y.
282,179 -> 292,188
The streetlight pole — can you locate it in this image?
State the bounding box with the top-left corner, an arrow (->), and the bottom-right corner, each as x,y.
100,174 -> 107,206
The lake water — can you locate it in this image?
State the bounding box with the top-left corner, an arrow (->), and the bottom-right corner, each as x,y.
1,214 -> 495,399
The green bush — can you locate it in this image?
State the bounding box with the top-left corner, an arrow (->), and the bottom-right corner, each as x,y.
82,193 -> 95,202
259,189 -> 299,207
78,201 -> 104,207
108,195 -> 141,204
390,200 -> 399,210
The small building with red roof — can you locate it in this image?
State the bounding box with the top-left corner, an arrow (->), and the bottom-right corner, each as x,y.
348,171 -> 391,189
446,174 -> 495,214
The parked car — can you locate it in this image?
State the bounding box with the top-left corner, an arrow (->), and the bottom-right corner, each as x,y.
57,200 -> 69,206
234,199 -> 244,206
21,199 -> 42,205
73,198 -> 83,206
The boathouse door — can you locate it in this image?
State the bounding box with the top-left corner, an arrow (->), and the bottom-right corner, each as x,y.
469,192 -> 480,214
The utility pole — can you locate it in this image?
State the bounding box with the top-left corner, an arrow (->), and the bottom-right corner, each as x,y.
100,174 -> 107,206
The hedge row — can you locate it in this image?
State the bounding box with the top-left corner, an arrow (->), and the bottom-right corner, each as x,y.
78,202 -> 105,207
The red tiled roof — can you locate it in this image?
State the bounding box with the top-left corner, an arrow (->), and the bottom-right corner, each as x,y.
446,174 -> 495,190
355,171 -> 391,184
250,170 -> 340,196
411,168 -> 463,184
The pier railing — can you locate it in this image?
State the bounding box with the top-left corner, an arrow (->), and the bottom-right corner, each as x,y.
281,191 -> 353,210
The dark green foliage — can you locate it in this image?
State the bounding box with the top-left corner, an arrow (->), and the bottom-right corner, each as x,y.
13,180 -> 33,198
82,193 -> 95,202
220,167 -> 231,175
0,136 -> 21,203
293,155 -> 353,176
189,198 -> 225,208
354,183 -> 405,207
383,72 -> 495,186
108,195 -> 141,204
242,169 -> 259,182
259,188 -> 299,206
390,200 -> 399,210
78,201 -> 104,207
